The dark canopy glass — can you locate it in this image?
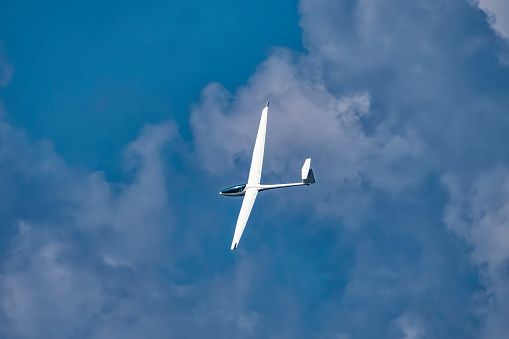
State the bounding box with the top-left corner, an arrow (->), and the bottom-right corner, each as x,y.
221,184 -> 246,194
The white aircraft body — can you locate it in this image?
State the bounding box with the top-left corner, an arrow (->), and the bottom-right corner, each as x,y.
220,102 -> 316,250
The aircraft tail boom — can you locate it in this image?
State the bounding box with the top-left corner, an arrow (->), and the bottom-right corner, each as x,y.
253,158 -> 316,192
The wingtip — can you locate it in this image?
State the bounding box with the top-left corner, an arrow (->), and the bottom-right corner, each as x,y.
231,243 -> 238,250
266,101 -> 270,108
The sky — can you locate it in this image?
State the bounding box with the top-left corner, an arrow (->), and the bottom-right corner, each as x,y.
0,0 -> 509,338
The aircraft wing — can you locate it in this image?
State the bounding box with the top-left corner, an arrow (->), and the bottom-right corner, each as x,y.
231,188 -> 259,250
247,102 -> 269,185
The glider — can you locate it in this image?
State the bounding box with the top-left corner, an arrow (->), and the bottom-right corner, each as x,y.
220,102 -> 316,250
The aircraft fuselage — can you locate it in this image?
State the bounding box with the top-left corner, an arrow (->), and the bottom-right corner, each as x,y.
220,182 -> 309,197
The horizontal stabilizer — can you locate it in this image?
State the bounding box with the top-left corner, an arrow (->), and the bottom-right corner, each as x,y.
301,158 -> 316,185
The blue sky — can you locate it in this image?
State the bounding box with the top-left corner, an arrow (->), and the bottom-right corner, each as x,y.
0,0 -> 302,180
1,0 -> 509,338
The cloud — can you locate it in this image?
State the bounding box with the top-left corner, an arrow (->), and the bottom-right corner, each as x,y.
0,118 -> 179,338
191,49 -> 431,227
1,0 -> 509,337
392,313 -> 427,339
443,168 -> 509,338
475,0 -> 509,39
0,99 -> 279,338
189,0 -> 509,337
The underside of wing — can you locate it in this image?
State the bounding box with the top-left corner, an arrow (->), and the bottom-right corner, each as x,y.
247,102 -> 269,185
231,188 -> 259,250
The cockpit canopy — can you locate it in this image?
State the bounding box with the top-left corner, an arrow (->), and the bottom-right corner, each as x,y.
221,184 -> 246,194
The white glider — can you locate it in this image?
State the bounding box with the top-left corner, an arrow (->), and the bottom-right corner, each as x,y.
220,102 -> 316,250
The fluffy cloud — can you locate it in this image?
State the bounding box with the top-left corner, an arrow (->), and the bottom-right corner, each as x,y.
1,0 -> 509,338
0,76 -> 289,338
475,0 -> 509,39
0,121 -> 178,338
190,0 -> 509,337
191,49 -> 430,227
444,168 -> 509,338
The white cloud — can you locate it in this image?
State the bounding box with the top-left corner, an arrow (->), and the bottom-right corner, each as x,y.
476,0 -> 509,38
443,168 -> 509,338
1,223 -> 104,339
191,49 -> 430,226
1,0 -> 509,337
0,121 -> 178,338
392,313 -> 427,339
191,0 -> 509,336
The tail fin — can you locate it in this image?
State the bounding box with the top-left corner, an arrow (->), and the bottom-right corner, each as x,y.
301,158 -> 316,185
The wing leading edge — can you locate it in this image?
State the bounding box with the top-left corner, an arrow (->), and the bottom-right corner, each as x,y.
231,188 -> 258,250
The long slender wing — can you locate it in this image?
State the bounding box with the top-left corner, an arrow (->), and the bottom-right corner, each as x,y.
247,102 -> 269,185
231,188 -> 259,250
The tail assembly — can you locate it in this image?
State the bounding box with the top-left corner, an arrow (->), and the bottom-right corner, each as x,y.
301,158 -> 316,185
